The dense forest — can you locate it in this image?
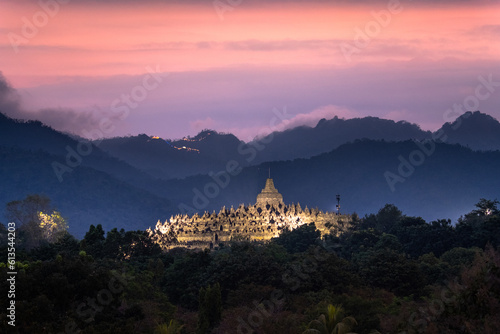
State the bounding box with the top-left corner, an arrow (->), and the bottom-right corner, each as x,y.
1,195 -> 500,333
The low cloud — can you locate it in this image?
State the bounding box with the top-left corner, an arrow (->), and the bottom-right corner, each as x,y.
4,56 -> 500,141
225,105 -> 359,142
0,72 -> 22,113
0,72 -> 123,138
278,105 -> 359,130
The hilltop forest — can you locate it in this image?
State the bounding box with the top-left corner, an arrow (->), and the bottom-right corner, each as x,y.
1,195 -> 499,333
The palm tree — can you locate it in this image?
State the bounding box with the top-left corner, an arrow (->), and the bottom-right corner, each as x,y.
303,304 -> 357,334
154,319 -> 185,334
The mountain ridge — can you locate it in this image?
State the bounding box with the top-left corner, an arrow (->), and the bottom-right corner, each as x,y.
95,111 -> 500,180
436,111 -> 500,151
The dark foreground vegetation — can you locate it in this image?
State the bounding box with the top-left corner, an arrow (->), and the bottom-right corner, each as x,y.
1,195 -> 500,333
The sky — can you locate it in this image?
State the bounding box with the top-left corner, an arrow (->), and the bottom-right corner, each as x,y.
1,0 -> 499,141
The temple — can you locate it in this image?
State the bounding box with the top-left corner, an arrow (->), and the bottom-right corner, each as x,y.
148,178 -> 351,250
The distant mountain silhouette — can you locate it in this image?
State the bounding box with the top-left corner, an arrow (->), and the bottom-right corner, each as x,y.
248,116 -> 432,163
94,112 -> 500,181
97,130 -> 247,179
96,117 -> 433,180
437,111 -> 500,151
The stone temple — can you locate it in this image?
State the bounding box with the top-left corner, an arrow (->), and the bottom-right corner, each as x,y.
148,178 -> 351,250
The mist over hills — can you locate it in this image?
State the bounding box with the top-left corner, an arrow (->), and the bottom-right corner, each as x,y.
0,110 -> 499,237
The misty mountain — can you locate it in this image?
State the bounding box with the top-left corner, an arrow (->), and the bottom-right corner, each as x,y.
97,130 -> 247,179
95,116 -> 433,180
94,112 -> 500,182
436,111 -> 500,151
249,116 -> 432,163
162,139 -> 500,224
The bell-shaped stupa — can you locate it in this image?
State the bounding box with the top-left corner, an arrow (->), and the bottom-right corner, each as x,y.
256,178 -> 284,206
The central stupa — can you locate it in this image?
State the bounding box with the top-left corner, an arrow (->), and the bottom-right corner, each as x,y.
256,178 -> 284,206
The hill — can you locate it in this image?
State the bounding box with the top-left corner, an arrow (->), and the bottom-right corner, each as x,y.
437,111 -> 500,151
97,130 -> 246,179
248,116 -> 431,163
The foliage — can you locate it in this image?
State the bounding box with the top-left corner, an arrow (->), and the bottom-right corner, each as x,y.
1,196 -> 500,333
6,194 -> 54,249
196,283 -> 222,334
466,198 -> 500,217
354,248 -> 425,297
303,304 -> 357,334
273,222 -> 322,253
38,210 -> 68,243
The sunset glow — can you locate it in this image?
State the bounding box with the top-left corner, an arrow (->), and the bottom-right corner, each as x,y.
1,0 -> 499,139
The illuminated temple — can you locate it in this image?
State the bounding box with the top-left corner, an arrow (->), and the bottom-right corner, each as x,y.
148,178 -> 351,250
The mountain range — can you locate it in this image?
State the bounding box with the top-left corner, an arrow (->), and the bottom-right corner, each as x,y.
1,110 -> 499,237
96,111 -> 500,179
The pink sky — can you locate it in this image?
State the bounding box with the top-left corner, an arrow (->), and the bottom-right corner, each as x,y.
1,0 -> 499,140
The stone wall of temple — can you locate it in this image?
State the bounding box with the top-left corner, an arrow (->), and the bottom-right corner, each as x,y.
148,202 -> 352,250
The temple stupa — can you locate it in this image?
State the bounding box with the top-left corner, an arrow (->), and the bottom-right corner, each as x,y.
256,178 -> 284,206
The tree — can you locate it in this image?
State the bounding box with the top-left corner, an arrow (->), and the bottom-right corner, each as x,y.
274,223 -> 321,253
374,234 -> 402,252
196,283 -> 222,334
6,194 -> 51,226
81,224 -> 105,258
392,218 -> 456,258
303,304 -> 357,334
355,248 -> 425,296
6,194 -> 66,249
375,204 -> 403,233
466,198 -> 499,218
103,227 -> 125,258
37,211 -> 68,243
457,198 -> 500,248
423,247 -> 500,333
121,230 -> 162,259
338,228 -> 381,259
